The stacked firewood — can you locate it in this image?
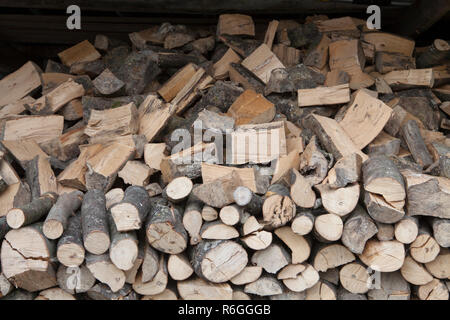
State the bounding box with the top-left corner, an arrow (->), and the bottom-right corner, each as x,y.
0,13 -> 449,300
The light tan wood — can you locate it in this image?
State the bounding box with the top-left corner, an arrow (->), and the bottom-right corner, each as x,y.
58,40 -> 101,67
274,226 -> 310,264
201,222 -> 239,240
28,79 -> 84,115
230,266 -> 262,285
290,169 -> 316,209
425,249 -> 450,279
244,276 -> 283,296
305,114 -> 368,162
242,216 -> 263,236
85,102 -> 139,140
263,20 -> 279,50
315,182 -> 360,217
417,279 -> 449,300
313,244 -> 355,272
201,205 -> 218,222
1,115 -> 64,144
201,163 -> 257,193
339,90 -> 392,149
314,213 -> 344,242
1,140 -> 47,168
167,253 -> 194,281
410,233 -> 440,264
133,256 -> 168,296
314,16 -> 358,33
158,63 -> 197,102
394,217 -> 419,244
118,161 -> 153,187
213,48 -> 242,80
226,89 -> 275,126
400,255 -> 434,285
36,288 -> 76,300
251,243 -> 290,274
361,32 -> 415,56
281,264 -> 319,293
241,230 -> 272,251
143,143 -> 167,171
382,69 -> 434,90
359,239 -> 405,272
0,61 -> 41,107
138,95 -> 176,142
241,44 -> 285,84
0,96 -> 34,118
339,263 -> 371,294
329,39 -> 365,74
305,280 -> 337,300
217,14 -> 255,36
177,277 -> 232,300
298,84 -> 350,107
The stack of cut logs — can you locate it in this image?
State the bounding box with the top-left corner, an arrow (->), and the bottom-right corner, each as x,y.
0,13 -> 449,300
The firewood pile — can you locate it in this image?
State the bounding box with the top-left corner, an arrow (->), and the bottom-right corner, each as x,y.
0,13 -> 449,301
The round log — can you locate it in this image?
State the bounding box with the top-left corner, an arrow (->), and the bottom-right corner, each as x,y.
359,239 -> 405,272
57,214 -> 85,267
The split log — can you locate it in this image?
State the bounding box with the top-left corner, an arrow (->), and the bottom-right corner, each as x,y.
362,155 -> 405,206
81,189 -> 110,255
108,214 -> 138,271
303,114 -> 367,162
416,39 -> 450,68
85,253 -> 126,293
383,69 -> 434,90
43,190 -> 83,239
39,125 -> 87,162
274,226 -> 310,264
338,90 -> 392,149
167,253 -> 193,281
361,32 -> 415,57
191,240 -> 248,283
410,226 -> 440,264
251,243 -> 290,274
341,205 -> 378,254
315,182 -> 360,217
6,192 -> 57,229
244,276 -> 283,297
226,89 -> 275,126
241,230 -> 272,250
280,264 -> 319,293
200,221 -> 239,240
144,143 -> 167,171
1,139 -> 47,169
0,61 -> 42,107
118,161 -> 153,186
416,279 -> 449,300
298,84 -> 350,107
290,169 -> 315,209
359,239 -> 405,272
394,216 -> 419,244
56,264 -> 96,294
364,191 -> 405,224
212,48 -> 241,80
241,44 -> 285,84
141,243 -> 159,283
177,277 -> 232,300
183,195 -> 203,245
242,215 -> 264,236
138,95 -> 175,143
425,249 -> 450,279
1,223 -> 57,292
145,199 -> 188,254
85,142 -> 135,192
305,280 -> 337,300
58,40 -> 101,67
27,80 -> 84,115
400,255 -> 434,286
230,266 -> 262,286
339,263 -> 371,294
110,186 -> 150,232
158,63 -> 197,102
0,273 -> 13,298
56,214 -> 85,267
313,244 -> 355,272
304,34 -> 330,70
26,155 -> 58,199
298,136 -> 328,186
401,120 -> 434,168
272,44 -> 302,68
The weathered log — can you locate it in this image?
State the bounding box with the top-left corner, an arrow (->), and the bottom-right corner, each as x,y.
56,214 -> 85,267
341,205 -> 378,254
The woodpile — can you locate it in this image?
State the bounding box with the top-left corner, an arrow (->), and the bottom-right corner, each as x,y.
0,13 -> 449,301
